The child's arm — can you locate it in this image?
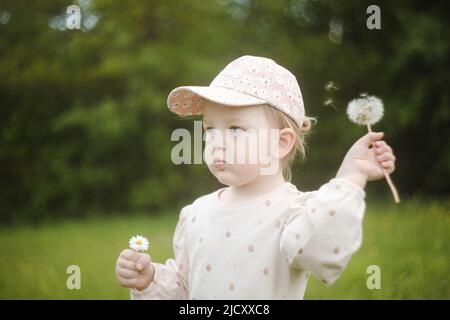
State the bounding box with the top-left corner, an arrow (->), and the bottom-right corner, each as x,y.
280,131 -> 396,285
280,178 -> 365,285
130,205 -> 191,299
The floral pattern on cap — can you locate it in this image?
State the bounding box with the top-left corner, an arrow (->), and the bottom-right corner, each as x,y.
167,55 -> 305,126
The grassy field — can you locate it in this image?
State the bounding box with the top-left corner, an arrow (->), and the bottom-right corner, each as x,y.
0,199 -> 448,299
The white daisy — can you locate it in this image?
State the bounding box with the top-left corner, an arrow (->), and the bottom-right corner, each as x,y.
129,235 -> 149,252
347,94 -> 384,126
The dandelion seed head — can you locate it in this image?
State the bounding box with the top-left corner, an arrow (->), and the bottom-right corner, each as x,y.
346,94 -> 384,126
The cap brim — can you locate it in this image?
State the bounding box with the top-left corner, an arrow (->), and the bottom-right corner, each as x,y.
167,86 -> 267,117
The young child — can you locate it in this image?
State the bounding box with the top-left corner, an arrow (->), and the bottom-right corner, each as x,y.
115,55 -> 396,299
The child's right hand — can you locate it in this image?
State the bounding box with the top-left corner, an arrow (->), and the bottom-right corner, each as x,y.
115,249 -> 155,291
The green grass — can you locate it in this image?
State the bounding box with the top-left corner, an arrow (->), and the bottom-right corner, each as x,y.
0,200 -> 448,299
0,213 -> 175,299
305,199 -> 449,299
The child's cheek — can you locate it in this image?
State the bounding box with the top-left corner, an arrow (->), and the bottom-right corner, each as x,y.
238,134 -> 256,165
231,134 -> 269,167
203,142 -> 214,165
225,137 -> 244,165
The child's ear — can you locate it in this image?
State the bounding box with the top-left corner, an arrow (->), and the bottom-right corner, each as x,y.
277,128 -> 296,159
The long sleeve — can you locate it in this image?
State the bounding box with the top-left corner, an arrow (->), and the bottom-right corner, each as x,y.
280,178 -> 366,286
131,204 -> 191,299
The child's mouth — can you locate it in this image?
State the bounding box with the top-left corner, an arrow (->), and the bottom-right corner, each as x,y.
213,158 -> 227,169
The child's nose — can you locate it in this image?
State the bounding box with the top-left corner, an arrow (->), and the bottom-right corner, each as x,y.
212,143 -> 226,153
210,131 -> 226,150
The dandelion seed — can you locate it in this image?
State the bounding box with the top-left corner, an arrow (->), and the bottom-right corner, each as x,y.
325,81 -> 338,91
323,98 -> 337,110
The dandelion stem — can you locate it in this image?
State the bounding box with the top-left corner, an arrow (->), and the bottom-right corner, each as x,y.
367,123 -> 400,203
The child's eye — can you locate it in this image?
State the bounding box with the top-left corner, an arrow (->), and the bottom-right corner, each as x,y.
204,127 -> 217,139
229,126 -> 245,134
204,127 -> 216,133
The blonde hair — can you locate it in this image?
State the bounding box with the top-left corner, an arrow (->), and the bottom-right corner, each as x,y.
263,105 -> 316,182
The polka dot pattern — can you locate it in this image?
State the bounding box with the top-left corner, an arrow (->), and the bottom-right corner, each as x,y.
143,177 -> 367,300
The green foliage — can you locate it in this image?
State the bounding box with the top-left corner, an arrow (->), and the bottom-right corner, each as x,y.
0,0 -> 449,222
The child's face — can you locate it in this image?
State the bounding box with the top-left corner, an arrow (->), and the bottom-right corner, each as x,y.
202,101 -> 281,187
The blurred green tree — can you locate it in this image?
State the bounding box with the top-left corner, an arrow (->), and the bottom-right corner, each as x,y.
0,0 -> 448,223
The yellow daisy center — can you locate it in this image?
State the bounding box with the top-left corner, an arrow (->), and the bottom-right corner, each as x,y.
136,240 -> 142,245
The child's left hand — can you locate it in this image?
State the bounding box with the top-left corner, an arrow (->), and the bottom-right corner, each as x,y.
336,132 -> 396,188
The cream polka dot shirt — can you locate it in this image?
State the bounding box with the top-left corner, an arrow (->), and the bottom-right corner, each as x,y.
131,178 -> 366,300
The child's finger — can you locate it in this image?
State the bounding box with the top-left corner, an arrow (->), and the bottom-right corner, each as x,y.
120,278 -> 139,288
385,144 -> 393,154
118,259 -> 137,271
357,132 -> 384,147
381,160 -> 394,169
382,161 -> 395,174
136,254 -> 151,271
120,249 -> 139,262
374,141 -> 392,154
386,163 -> 395,174
374,140 -> 386,147
117,267 -> 139,279
376,152 -> 395,162
374,141 -> 385,152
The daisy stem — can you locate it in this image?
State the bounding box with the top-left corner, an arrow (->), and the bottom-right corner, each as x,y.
367,123 -> 400,203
